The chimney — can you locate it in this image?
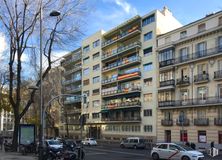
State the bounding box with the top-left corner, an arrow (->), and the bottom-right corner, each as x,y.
162,6 -> 172,16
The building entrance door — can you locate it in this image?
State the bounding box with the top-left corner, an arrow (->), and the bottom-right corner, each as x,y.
165,130 -> 171,142
89,126 -> 101,139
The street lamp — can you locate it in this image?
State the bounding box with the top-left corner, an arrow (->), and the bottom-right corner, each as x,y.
39,7 -> 60,159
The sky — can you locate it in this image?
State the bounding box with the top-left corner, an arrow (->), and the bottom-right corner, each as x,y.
0,0 -> 222,59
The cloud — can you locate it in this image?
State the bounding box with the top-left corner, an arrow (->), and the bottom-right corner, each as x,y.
0,33 -> 7,60
115,0 -> 138,15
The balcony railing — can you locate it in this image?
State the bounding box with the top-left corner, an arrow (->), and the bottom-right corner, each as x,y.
102,56 -> 141,72
159,79 -> 175,87
176,77 -> 190,86
62,54 -> 81,66
158,96 -> 222,108
102,25 -> 141,48
66,109 -> 81,115
176,119 -> 190,126
194,73 -> 209,83
102,41 -> 141,60
64,65 -> 82,76
214,70 -> 222,80
102,86 -> 141,97
101,116 -> 141,122
159,59 -> 175,68
65,86 -> 81,93
194,118 -> 209,126
214,118 -> 222,126
102,101 -> 141,110
62,78 -> 81,85
102,71 -> 141,85
64,97 -> 81,104
161,119 -> 173,126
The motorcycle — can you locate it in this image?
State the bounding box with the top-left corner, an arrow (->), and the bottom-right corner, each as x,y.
4,142 -> 14,152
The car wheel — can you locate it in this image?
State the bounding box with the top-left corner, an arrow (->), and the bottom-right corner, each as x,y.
152,153 -> 159,160
120,144 -> 125,148
133,145 -> 137,149
182,156 -> 190,160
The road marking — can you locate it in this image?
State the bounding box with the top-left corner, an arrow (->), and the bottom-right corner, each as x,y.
86,148 -> 146,157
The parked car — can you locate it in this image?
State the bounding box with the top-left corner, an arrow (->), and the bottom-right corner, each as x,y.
82,138 -> 97,146
45,139 -> 63,151
151,142 -> 204,160
120,137 -> 146,149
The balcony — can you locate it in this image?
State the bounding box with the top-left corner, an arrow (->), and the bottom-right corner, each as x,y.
62,54 -> 81,66
64,65 -> 81,76
175,46 -> 222,65
176,119 -> 190,126
159,59 -> 175,68
102,71 -> 141,85
159,79 -> 175,87
67,119 -> 79,125
176,77 -> 190,86
159,97 -> 222,109
161,119 -> 173,126
194,118 -> 209,126
102,101 -> 141,110
102,56 -> 141,73
214,118 -> 222,126
101,116 -> 141,123
102,25 -> 141,48
66,109 -> 81,115
62,78 -> 81,85
102,86 -> 141,98
64,97 -> 81,105
65,86 -> 81,93
214,70 -> 222,80
102,41 -> 141,61
194,73 -> 209,84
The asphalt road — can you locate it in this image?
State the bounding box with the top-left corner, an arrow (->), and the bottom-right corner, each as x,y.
84,144 -> 222,160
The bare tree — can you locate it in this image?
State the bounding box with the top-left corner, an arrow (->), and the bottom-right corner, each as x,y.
0,0 -> 88,149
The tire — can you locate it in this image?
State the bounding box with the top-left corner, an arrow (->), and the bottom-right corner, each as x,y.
182,156 -> 190,160
120,144 -> 125,148
133,145 -> 137,149
152,153 -> 159,160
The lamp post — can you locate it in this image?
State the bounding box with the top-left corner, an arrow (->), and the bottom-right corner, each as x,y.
39,5 -> 60,159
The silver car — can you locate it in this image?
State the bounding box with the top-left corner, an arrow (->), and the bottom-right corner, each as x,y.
120,137 -> 146,149
151,143 -> 204,160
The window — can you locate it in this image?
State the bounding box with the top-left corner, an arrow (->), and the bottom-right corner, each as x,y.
169,144 -> 183,151
93,64 -> 100,71
164,111 -> 172,120
142,14 -> 155,26
143,47 -> 152,56
159,71 -> 173,82
196,42 -> 206,57
83,90 -> 89,96
84,114 -> 89,119
218,84 -> 222,99
144,125 -> 152,132
181,90 -> 189,105
218,37 -> 222,50
92,113 -> 100,119
197,86 -> 208,100
93,76 -> 100,83
159,48 -> 174,62
197,63 -> 208,74
83,45 -> 90,53
144,78 -> 152,86
144,63 -> 153,71
83,68 -> 89,75
198,23 -> 206,33
198,131 -> 207,143
93,52 -> 100,59
83,79 -> 89,86
180,47 -> 189,62
93,100 -> 100,107
197,109 -> 206,119
144,31 -> 152,41
144,93 -> 152,102
93,39 -> 100,48
92,89 -> 100,95
219,16 -> 222,26
144,109 -> 152,116
158,144 -> 168,149
180,31 -> 187,39
83,57 -> 89,64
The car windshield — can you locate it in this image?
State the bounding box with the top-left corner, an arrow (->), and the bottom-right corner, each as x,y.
48,140 -> 61,145
90,138 -> 95,141
177,144 -> 194,151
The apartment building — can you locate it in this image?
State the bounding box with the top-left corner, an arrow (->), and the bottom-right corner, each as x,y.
157,11 -> 222,149
60,48 -> 82,138
0,110 -> 14,137
81,31 -> 103,139
99,7 -> 181,142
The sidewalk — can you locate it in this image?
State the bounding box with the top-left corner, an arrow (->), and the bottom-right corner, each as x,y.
0,150 -> 37,160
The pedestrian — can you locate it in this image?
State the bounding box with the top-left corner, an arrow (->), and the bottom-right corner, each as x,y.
210,141 -> 214,156
0,136 -> 3,150
190,142 -> 196,150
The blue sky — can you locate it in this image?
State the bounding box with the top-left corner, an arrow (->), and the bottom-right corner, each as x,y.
85,0 -> 222,36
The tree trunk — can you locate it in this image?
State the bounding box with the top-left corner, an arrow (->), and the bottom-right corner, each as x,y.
12,113 -> 20,151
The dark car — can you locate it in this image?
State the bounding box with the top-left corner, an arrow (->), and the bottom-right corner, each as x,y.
62,139 -> 77,151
